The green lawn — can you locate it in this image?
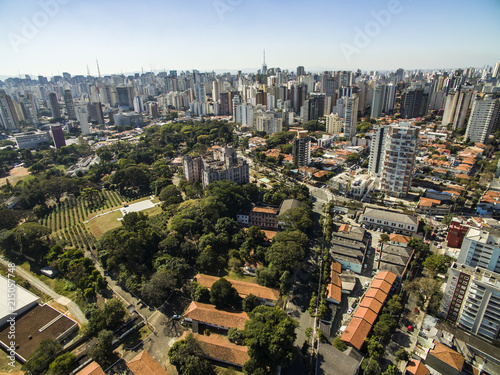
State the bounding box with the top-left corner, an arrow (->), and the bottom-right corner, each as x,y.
215,365 -> 244,375
226,271 -> 257,284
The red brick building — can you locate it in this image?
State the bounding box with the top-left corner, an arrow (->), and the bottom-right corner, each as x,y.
446,219 -> 469,248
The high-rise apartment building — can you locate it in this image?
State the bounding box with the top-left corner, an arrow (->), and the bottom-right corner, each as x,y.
63,89 -> 76,120
368,125 -> 388,177
0,90 -> 20,130
297,66 -> 305,77
383,83 -> 396,114
75,104 -> 90,135
457,227 -> 500,273
254,111 -> 282,135
371,85 -> 386,118
464,93 -> 500,144
116,86 -> 134,109
378,123 -> 420,197
50,125 -> 66,149
326,112 -> 342,134
48,93 -> 61,118
301,93 -> 325,122
343,95 -> 358,140
292,130 -> 311,167
400,88 -> 428,119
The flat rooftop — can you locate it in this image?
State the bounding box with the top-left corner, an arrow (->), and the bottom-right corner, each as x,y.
362,207 -> 418,225
0,275 -> 40,323
0,304 -> 78,362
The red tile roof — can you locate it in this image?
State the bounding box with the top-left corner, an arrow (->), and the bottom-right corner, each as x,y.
406,360 -> 430,375
389,233 -> 411,245
365,288 -> 389,304
429,342 -> 465,371
126,351 -> 169,375
353,307 -> 378,325
340,317 -> 372,350
370,278 -> 392,294
195,275 -> 279,301
184,301 -> 249,330
76,362 -> 106,375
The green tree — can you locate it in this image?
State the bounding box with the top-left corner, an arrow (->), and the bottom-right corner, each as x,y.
159,185 -> 183,206
265,241 -> 304,274
366,336 -> 384,358
88,330 -> 114,365
382,364 -> 399,375
210,278 -> 241,309
385,295 -> 403,316
48,352 -> 76,375
228,327 -> 246,345
404,277 -> 441,307
380,233 -> 390,243
193,284 -> 211,303
22,339 -> 62,373
141,270 -> 176,307
12,222 -> 51,261
362,358 -> 381,375
244,306 -> 298,373
277,207 -> 312,232
423,254 -> 453,276
242,294 -> 260,313
168,333 -> 216,375
333,337 -> 347,351
395,348 -> 410,362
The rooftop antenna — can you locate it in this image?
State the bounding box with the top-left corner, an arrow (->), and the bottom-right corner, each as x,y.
96,58 -> 101,78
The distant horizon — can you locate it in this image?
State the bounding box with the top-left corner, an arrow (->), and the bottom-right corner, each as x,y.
1,62 -> 497,81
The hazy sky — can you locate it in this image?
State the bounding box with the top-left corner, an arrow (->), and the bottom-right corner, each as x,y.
1,0 -> 499,78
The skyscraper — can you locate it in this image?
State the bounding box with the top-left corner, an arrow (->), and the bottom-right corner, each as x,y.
75,104 -> 90,135
48,93 -> 61,118
302,93 -> 325,122
343,95 -> 359,140
0,90 -> 20,130
50,125 -> 66,149
465,93 -> 500,144
371,84 -> 387,118
116,86 -> 134,109
63,89 -> 76,120
379,122 -> 420,198
368,125 -> 388,177
400,88 -> 428,119
383,83 -> 396,114
292,130 -> 311,167
326,112 -> 342,134
492,60 -> 500,79
297,66 -> 305,77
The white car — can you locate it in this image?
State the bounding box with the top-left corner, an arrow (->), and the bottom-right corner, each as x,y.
347,307 -> 353,314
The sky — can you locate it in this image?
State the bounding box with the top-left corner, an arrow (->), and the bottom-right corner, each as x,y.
0,0 -> 499,78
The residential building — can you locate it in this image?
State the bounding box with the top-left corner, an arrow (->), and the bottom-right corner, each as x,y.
113,113 -> 143,127
400,88 -> 428,119
195,274 -> 279,306
292,130 -> 311,167
316,345 -> 363,375
464,93 -> 500,144
344,95 -> 359,140
183,146 -> 249,187
249,206 -> 278,230
325,260 -> 342,305
371,84 -> 386,118
457,227 -> 500,273
446,218 -> 470,248
183,301 -> 248,332
424,342 -> 464,375
377,243 -> 414,276
116,86 -> 135,109
63,89 -> 76,119
75,104 -> 90,134
330,224 -> 368,274
48,92 -> 61,118
368,126 -> 388,177
254,111 -> 282,134
0,90 -> 20,130
326,112 -> 343,134
361,208 -> 419,235
380,122 -> 420,197
126,350 -> 169,375
301,93 -> 325,122
14,131 -> 51,149
50,125 -> 66,149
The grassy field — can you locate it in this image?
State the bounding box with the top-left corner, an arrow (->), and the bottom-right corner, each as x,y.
215,365 -> 244,375
0,166 -> 30,187
226,271 -> 257,284
0,350 -> 23,374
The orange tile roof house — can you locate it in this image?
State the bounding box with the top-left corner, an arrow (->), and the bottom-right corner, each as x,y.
182,332 -> 250,368
249,206 -> 279,230
195,274 -> 279,305
340,271 -> 397,350
406,360 -> 430,375
184,301 -> 249,331
75,362 -> 106,375
126,350 -> 169,375
424,342 -> 464,375
326,261 -> 342,304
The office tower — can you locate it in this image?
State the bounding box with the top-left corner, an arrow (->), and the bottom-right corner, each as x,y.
219,92 -> 230,115
212,80 -> 220,102
116,86 -> 134,109
0,90 -> 20,130
371,84 -> 387,118
75,104 -> 90,135
325,77 -> 337,98
465,94 -> 500,144
89,102 -> 104,124
439,262 -> 500,342
326,113 -> 342,134
291,84 -> 306,114
492,61 -> 500,79
383,83 -> 396,114
133,96 -> 144,113
395,68 -> 404,82
380,122 -> 420,197
292,130 -> 311,167
368,125 -> 388,177
63,89 -> 76,120
254,111 -> 282,135
400,88 -> 428,119
297,66 -> 305,77
50,125 -> 66,149
20,94 -> 38,126
48,93 -> 61,118
302,93 -> 325,122
148,102 -> 159,118
457,227 -> 500,273
344,95 -> 359,140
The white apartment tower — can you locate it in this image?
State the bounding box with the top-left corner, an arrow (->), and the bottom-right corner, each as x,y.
344,95 -> 358,140
465,93 -> 500,144
379,122 -> 420,198
326,112 -> 343,134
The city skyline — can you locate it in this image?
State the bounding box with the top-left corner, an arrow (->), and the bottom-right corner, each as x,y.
0,0 -> 499,78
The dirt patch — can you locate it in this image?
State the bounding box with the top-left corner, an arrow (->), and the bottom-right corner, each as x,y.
0,167 -> 30,187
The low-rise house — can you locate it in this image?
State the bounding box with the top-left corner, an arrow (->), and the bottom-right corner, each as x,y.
424,342 -> 464,375
126,350 -> 169,375
377,243 -> 414,277
325,261 -> 342,304
184,301 -> 248,332
249,206 -> 278,230
75,361 -> 106,375
194,274 -> 279,306
361,208 -> 419,235
330,225 -> 368,274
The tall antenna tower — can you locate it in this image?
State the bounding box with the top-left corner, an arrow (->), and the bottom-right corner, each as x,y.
96,58 -> 101,78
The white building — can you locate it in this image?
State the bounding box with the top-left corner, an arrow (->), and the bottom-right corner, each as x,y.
254,111 -> 282,135
15,131 -> 51,149
457,227 -> 500,273
361,207 -> 419,235
344,95 -> 359,140
326,112 -> 343,134
75,104 -> 90,135
465,93 -> 500,144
